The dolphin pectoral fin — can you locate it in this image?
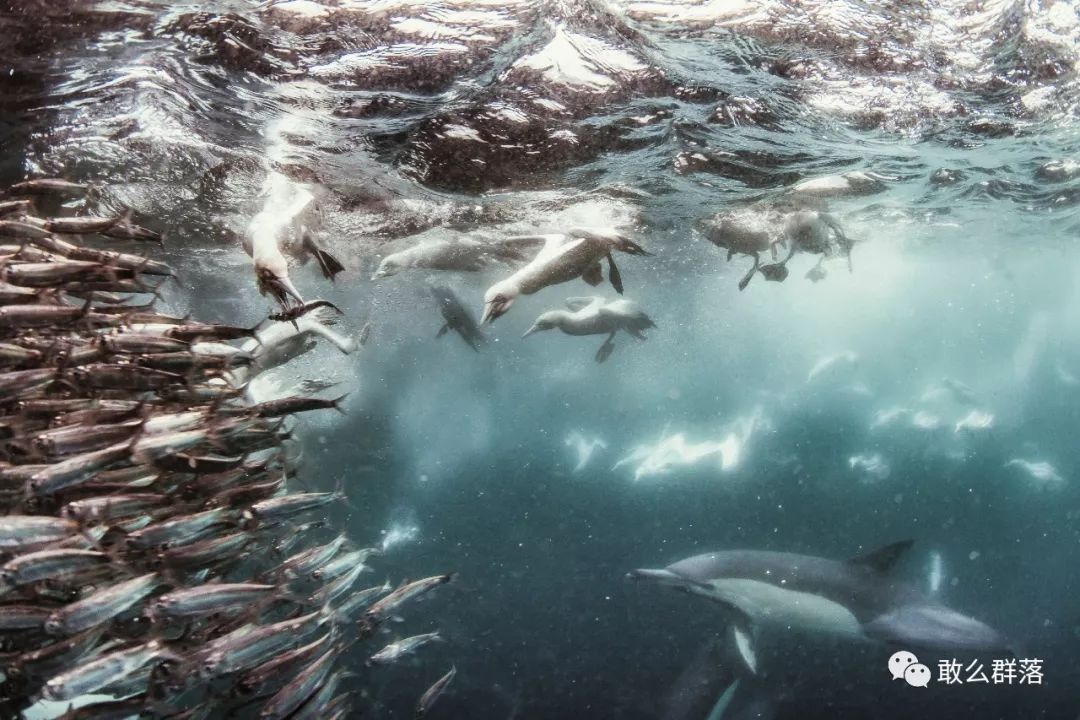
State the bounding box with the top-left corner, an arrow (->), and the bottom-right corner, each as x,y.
705,678 -> 776,720
730,624 -> 758,676
606,254 -> 624,294
846,539 -> 914,574
583,261 -> 604,287
726,249 -> 735,261
704,680 -> 741,720
436,323 -> 450,339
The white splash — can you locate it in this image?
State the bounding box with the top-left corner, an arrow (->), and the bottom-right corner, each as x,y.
381,522 -> 421,552
614,409 -> 764,482
565,432 -> 607,473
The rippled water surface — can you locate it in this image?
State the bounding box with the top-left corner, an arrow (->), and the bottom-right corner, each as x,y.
2,0 -> 1080,718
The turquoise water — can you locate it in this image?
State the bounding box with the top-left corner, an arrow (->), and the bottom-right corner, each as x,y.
2,1 -> 1079,718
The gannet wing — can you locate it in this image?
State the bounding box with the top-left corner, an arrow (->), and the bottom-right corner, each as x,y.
565,296 -> 602,312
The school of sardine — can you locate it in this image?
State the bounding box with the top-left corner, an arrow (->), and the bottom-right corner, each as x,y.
0,180 -> 455,719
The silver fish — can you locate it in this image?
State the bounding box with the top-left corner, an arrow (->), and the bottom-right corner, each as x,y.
370,631 -> 442,665
0,515 -> 80,550
0,549 -> 108,587
44,573 -> 160,636
415,666 -> 456,718
257,644 -> 340,719
124,508 -> 234,550
366,574 -> 455,622
148,583 -> 278,619
42,639 -> 177,701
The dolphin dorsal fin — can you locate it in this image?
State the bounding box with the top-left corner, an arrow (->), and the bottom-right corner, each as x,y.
846,539 -> 914,574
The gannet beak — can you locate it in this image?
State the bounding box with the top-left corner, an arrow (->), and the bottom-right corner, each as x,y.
264,273 -> 304,308
522,323 -> 541,338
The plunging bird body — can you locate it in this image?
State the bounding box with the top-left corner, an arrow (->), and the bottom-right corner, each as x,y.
481,229 -> 650,324
511,235 -> 598,295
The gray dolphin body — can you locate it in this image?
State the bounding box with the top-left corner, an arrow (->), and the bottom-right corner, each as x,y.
430,285 -> 487,352
634,542 -> 1013,720
632,541 -> 1009,653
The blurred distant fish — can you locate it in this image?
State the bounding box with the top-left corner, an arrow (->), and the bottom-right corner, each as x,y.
806,351 -> 858,383
954,410 -> 994,433
1054,362 -> 1078,386
431,284 -> 486,352
565,431 -> 607,473
870,407 -> 911,430
922,377 -> 977,405
848,452 -> 891,483
1005,459 -> 1065,489
910,411 -> 942,431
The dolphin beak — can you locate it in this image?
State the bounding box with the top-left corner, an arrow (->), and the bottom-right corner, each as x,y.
625,568 -> 681,584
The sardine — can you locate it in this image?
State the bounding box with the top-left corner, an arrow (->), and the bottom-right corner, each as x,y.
44,573 -> 160,636
415,666 -> 456,718
279,534 -> 347,579
61,494 -> 168,523
148,583 -> 278,619
239,633 -> 332,695
366,574 -> 456,623
257,643 -> 340,719
7,178 -> 89,196
0,199 -> 32,217
42,216 -> 121,234
0,549 -> 109,587
252,394 -> 347,418
0,515 -> 80,550
155,532 -> 252,569
30,441 -> 134,496
370,631 -> 441,664
0,604 -> 51,630
194,609 -> 329,677
244,490 -> 343,526
70,363 -> 184,391
124,508 -> 233,550
42,639 -> 176,701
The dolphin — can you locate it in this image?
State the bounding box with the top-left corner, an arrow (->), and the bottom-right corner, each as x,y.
633,542 -> 1013,720
630,541 -> 1011,661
